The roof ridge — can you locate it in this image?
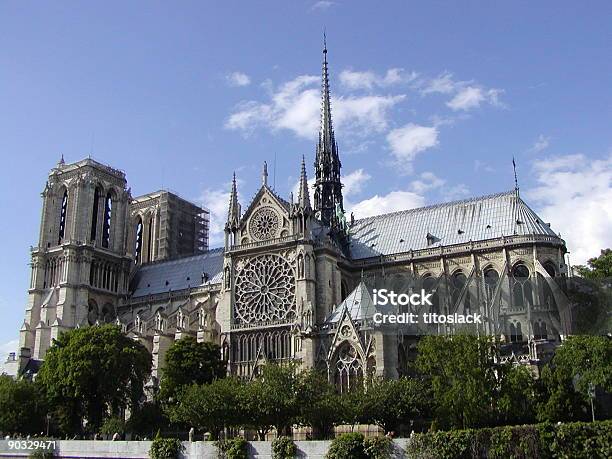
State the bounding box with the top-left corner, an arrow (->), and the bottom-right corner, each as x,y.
137,247 -> 224,269
352,190 -> 517,224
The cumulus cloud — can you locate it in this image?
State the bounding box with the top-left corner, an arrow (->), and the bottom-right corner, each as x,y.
419,72 -> 503,111
442,183 -> 470,201
526,153 -> 612,265
226,75 -> 405,139
312,0 -> 335,10
226,72 -> 251,87
339,68 -> 417,90
386,123 -> 439,170
350,191 -> 425,219
528,134 -> 551,154
410,171 -> 445,193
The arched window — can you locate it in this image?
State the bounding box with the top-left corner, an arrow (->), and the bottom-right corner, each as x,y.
90,187 -> 102,242
102,192 -> 113,248
451,271 -> 471,312
134,217 -> 143,264
484,268 -> 499,304
87,299 -> 99,325
512,264 -> 532,309
58,189 -> 68,244
534,320 -> 547,340
333,342 -> 363,394
146,215 -> 154,262
509,321 -> 523,342
423,275 -> 440,313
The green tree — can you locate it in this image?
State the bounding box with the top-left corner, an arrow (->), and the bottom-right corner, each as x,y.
496,364 -> 537,425
361,377 -> 432,434
575,249 -> 612,280
158,336 -> 225,405
537,335 -> 611,422
242,363 -> 299,438
295,370 -> 342,439
37,324 -> 151,434
170,377 -> 242,439
0,375 -> 46,434
415,335 -> 502,429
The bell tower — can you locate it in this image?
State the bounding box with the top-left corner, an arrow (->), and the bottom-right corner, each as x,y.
20,157 -> 133,366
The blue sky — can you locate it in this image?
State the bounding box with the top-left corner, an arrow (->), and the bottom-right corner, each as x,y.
1,1 -> 611,358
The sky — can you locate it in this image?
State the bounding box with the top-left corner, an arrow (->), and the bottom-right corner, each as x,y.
0,1 -> 611,361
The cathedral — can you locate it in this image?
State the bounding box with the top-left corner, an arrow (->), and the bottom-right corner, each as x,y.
15,43 -> 573,389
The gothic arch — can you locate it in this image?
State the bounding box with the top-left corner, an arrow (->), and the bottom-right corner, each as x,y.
332,341 -> 364,393
511,263 -> 532,309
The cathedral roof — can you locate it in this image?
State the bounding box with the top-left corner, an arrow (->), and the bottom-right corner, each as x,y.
130,247 -> 224,298
348,190 -> 559,260
326,281 -> 391,323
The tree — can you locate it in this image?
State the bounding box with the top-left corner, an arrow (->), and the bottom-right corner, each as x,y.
537,335 -> 611,422
37,324 -> 151,434
169,377 -> 243,439
158,337 -> 225,405
361,377 -> 431,434
295,369 -> 342,439
415,335 -> 502,429
0,375 -> 46,435
496,364 -> 537,425
575,249 -> 612,280
242,363 -> 300,438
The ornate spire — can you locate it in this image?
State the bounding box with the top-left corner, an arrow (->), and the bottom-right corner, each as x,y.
298,155 -> 311,210
262,161 -> 268,186
226,172 -> 240,229
314,33 -> 344,229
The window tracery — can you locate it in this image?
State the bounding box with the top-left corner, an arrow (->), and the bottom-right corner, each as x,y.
249,207 -> 279,241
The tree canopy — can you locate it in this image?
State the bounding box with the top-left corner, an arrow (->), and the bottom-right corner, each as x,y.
0,375 -> 46,435
575,248 -> 612,280
37,324 -> 151,434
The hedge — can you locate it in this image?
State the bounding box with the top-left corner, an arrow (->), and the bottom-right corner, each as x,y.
406,420 -> 611,459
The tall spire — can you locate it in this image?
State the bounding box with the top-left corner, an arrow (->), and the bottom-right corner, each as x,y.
314,33 -> 344,229
262,161 -> 268,186
227,172 -> 240,229
298,155 -> 311,210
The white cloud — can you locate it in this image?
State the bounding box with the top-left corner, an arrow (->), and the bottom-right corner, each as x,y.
226,75 -> 404,139
339,68 -> 417,90
474,159 -> 495,173
447,86 -> 502,111
312,0 -> 335,10
419,72 -> 503,111
526,153 -> 612,265
350,191 -> 425,219
0,339 -> 18,375
226,72 -> 251,87
410,171 -> 445,193
528,134 -> 551,154
386,123 -> 439,169
342,169 -> 372,197
442,183 -> 470,201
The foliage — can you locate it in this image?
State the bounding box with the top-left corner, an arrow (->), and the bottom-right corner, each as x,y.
363,436 -> 392,459
565,276 -> 612,335
575,248 -> 612,280
99,416 -> 125,436
496,364 -> 537,425
361,377 -> 431,434
158,336 -> 225,405
271,436 -> 296,459
37,324 -> 151,434
149,434 -> 183,459
415,335 -> 505,429
169,377 -> 243,439
216,437 -> 248,459
406,420 -> 612,459
241,363 -> 299,437
295,370 -> 342,439
326,432 -> 366,459
0,375 -> 46,434
28,450 -> 54,459
127,401 -> 170,437
537,335 -> 611,422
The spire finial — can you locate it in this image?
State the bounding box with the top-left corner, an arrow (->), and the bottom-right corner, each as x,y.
262,161 -> 268,186
298,155 -> 311,210
227,172 -> 240,227
58,154 -> 65,166
512,157 -> 519,195
323,29 -> 327,55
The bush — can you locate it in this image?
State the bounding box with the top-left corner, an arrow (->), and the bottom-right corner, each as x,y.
100,416 -> 126,436
406,420 -> 612,459
272,436 -> 296,459
363,436 -> 392,459
326,432 -> 366,459
149,435 -> 183,459
28,451 -> 54,459
216,437 -> 248,459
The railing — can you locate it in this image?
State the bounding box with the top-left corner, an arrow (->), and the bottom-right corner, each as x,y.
228,234 -> 306,252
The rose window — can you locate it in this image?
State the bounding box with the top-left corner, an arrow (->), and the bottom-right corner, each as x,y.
235,254 -> 296,324
249,207 -> 279,241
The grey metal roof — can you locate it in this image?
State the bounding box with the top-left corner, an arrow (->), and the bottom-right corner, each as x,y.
326,281 -> 391,323
130,247 -> 224,298
348,191 -> 558,260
